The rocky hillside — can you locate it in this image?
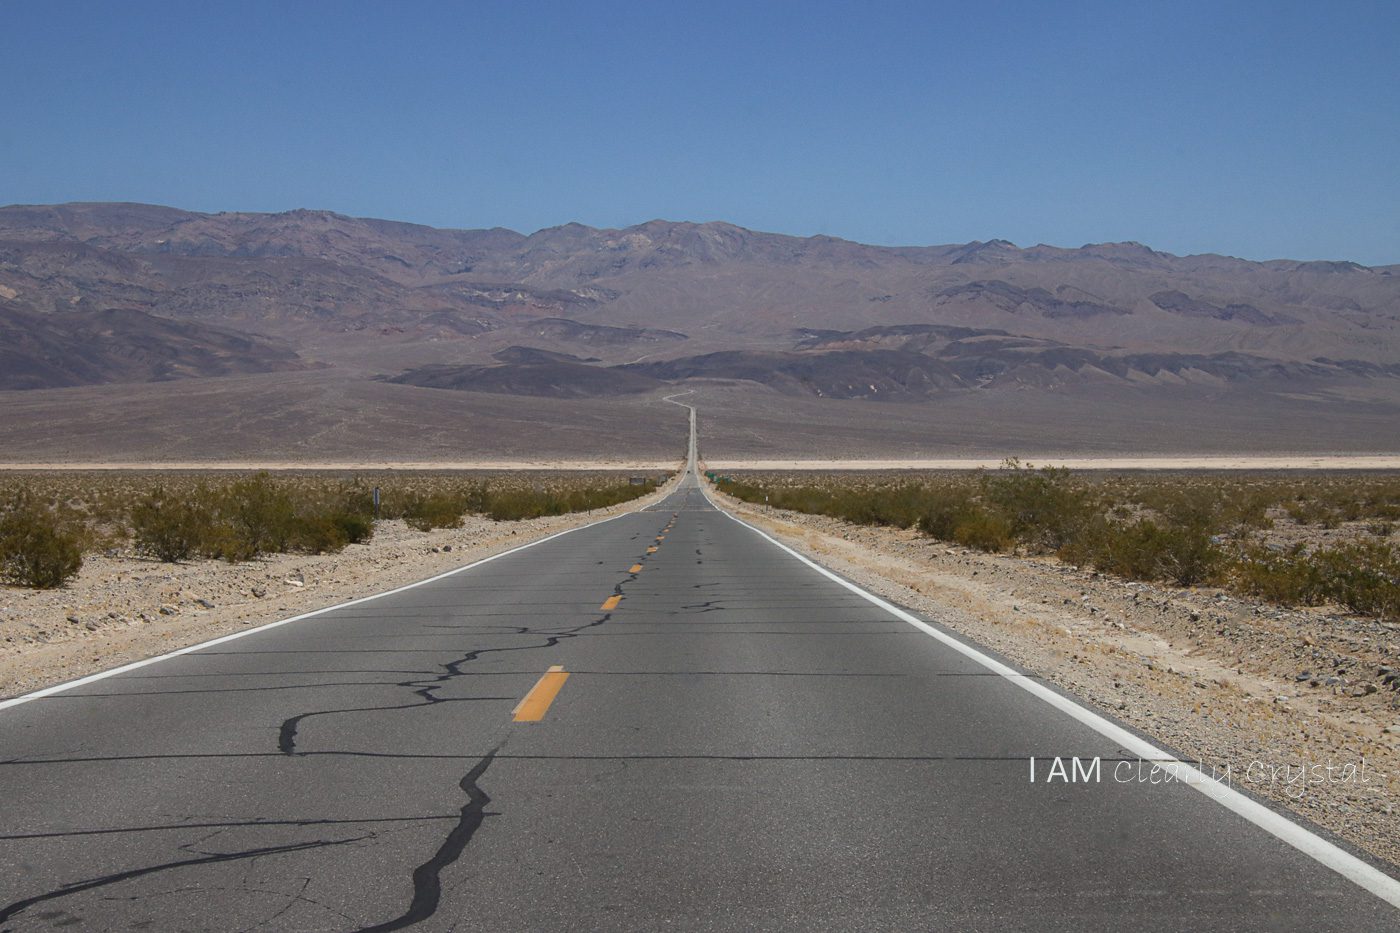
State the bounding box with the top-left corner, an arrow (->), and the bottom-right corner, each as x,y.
2,202 -> 1398,409
0,304 -> 307,390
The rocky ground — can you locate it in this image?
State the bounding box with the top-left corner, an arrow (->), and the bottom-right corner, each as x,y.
712,488 -> 1400,871
0,478 -> 677,699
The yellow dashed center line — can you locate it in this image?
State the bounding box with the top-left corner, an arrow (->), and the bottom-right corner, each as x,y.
512,665 -> 570,722
629,564 -> 643,573
601,594 -> 622,611
646,546 -> 658,554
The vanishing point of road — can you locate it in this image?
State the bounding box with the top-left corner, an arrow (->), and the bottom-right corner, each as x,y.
2,405 -> 1398,931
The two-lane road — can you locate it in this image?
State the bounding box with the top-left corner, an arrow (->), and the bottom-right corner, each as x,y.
2,414 -> 1398,930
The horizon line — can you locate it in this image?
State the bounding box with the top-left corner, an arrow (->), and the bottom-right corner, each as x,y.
3,198 -> 1395,269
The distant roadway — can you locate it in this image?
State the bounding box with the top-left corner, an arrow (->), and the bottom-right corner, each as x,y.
1,404 -> 1398,930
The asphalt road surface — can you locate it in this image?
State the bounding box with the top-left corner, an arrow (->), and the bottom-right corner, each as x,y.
2,409 -> 1398,931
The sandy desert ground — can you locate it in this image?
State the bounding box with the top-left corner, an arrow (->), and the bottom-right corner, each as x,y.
5,373 -> 1400,464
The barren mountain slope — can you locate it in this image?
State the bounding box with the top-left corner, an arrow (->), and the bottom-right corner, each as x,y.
2,202 -> 1398,458
4,203 -> 1397,360
0,304 -> 308,390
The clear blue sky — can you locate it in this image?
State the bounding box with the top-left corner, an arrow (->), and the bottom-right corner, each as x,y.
3,1 -> 1397,263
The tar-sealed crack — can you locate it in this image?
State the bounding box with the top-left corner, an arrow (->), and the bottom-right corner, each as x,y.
356,745 -> 502,932
277,695 -> 513,754
276,613 -> 612,755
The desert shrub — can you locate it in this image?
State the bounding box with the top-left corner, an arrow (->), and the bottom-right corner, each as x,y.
0,470 -> 669,571
1338,495 -> 1366,523
479,478 -> 659,520
484,488 -> 564,520
401,491 -> 470,531
1314,541 -> 1400,619
1215,485 -> 1276,532
1055,515 -> 1107,569
197,474 -> 297,561
726,480 -> 838,518
569,478 -> 660,512
1140,484 -> 1224,530
331,509 -> 375,545
127,475 -> 380,561
1236,539 -> 1399,618
838,484 -> 928,528
980,460 -> 1091,550
729,479 -> 973,535
190,474 -> 378,560
287,484 -> 377,552
288,511 -> 367,553
130,486 -> 211,562
1091,518 -> 1221,586
1292,500 -> 1342,529
951,509 -> 1013,552
197,525 -> 250,562
0,496 -> 85,588
915,487 -> 978,540
1230,543 -> 1330,606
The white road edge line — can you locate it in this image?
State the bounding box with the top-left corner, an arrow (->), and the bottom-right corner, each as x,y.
0,510 -> 641,714
704,486 -> 1400,911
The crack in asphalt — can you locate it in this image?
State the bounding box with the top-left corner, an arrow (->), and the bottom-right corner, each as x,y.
114,669 -> 440,680
0,833 -> 373,925
91,874 -> 363,930
277,696 -> 512,755
53,681 -> 475,700
233,876 -> 351,932
416,624 -> 533,633
356,747 -> 501,932
275,611 -> 616,754
0,814 -> 459,842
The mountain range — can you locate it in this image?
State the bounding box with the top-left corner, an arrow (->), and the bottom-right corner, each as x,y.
2,202 -> 1398,459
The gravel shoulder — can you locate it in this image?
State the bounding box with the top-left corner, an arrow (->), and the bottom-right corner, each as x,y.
0,477 -> 679,700
711,488 -> 1400,870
